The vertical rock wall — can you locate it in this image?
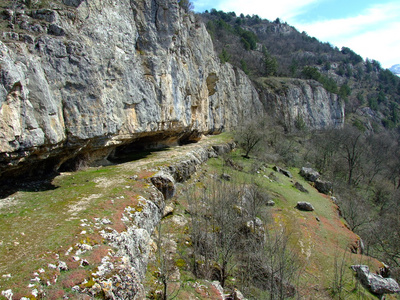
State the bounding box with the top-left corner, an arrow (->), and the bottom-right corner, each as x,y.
0,0 -> 263,179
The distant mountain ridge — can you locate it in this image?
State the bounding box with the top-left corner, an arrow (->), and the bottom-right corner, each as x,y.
390,64 -> 400,75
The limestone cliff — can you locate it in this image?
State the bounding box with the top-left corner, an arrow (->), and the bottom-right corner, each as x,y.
0,0 -> 344,181
0,0 -> 263,179
257,77 -> 344,130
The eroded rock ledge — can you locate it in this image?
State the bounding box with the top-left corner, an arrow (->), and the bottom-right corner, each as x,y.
85,141 -> 234,299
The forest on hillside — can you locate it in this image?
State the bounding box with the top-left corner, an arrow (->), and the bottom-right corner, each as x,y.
197,6 -> 400,291
199,9 -> 400,131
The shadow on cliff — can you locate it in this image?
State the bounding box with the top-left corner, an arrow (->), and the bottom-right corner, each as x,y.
108,146 -> 171,165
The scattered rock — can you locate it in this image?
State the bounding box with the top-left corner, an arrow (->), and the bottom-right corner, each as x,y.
229,288 -> 246,300
266,200 -> 275,206
268,172 -> 279,182
299,167 -> 320,182
294,182 -> 308,193
58,261 -> 68,271
1,289 -> 13,300
246,217 -> 263,229
90,283 -> 102,296
315,179 -> 333,195
72,285 -> 80,292
220,173 -> 231,181
224,157 -> 243,171
101,218 -> 112,225
80,259 -> 89,267
211,281 -> 225,300
273,166 -> 292,178
163,204 -> 174,217
351,265 -> 400,295
296,202 -> 314,211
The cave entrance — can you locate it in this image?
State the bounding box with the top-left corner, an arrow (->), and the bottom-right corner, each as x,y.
108,135 -> 172,164
108,131 -> 202,164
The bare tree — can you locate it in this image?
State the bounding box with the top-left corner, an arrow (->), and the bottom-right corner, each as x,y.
336,126 -> 366,186
235,118 -> 266,158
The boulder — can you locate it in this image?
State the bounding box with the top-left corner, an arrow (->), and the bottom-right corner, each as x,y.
294,182 -> 308,193
315,179 -> 333,195
220,173 -> 231,181
299,167 -> 320,182
296,202 -> 314,211
266,200 -> 275,206
273,166 -> 292,178
351,265 -> 400,295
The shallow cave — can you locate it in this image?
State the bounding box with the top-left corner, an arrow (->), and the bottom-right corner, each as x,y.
108,131 -> 202,164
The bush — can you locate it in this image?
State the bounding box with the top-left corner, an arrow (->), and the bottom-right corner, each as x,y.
178,0 -> 193,12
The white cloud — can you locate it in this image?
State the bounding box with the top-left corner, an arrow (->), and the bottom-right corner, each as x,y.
292,2 -> 400,68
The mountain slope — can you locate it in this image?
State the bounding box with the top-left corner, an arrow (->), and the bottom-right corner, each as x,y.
200,10 -> 400,131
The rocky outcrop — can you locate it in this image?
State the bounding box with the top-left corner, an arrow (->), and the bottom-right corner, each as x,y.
0,0 -> 263,181
351,265 -> 400,295
257,78 -> 344,131
89,141 -> 234,299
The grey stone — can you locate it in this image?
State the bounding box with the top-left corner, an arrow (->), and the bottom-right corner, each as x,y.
57,261 -> 68,271
150,172 -> 176,200
220,173 -> 231,181
299,167 -> 320,182
62,0 -> 84,7
48,24 -> 65,36
266,200 -> 275,206
30,9 -> 58,23
294,182 -> 308,193
351,265 -> 400,295
296,202 -> 314,211
273,166 -> 292,178
315,179 -> 333,195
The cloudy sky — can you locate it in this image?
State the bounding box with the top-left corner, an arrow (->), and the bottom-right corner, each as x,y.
192,0 -> 400,69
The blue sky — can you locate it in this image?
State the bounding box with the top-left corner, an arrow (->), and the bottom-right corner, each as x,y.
192,0 -> 400,68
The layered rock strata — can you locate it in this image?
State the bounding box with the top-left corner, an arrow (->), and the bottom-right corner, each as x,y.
0,0 -> 262,180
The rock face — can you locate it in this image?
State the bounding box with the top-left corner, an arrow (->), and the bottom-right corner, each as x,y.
0,0 -> 263,180
257,78 -> 344,131
351,265 -> 400,295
